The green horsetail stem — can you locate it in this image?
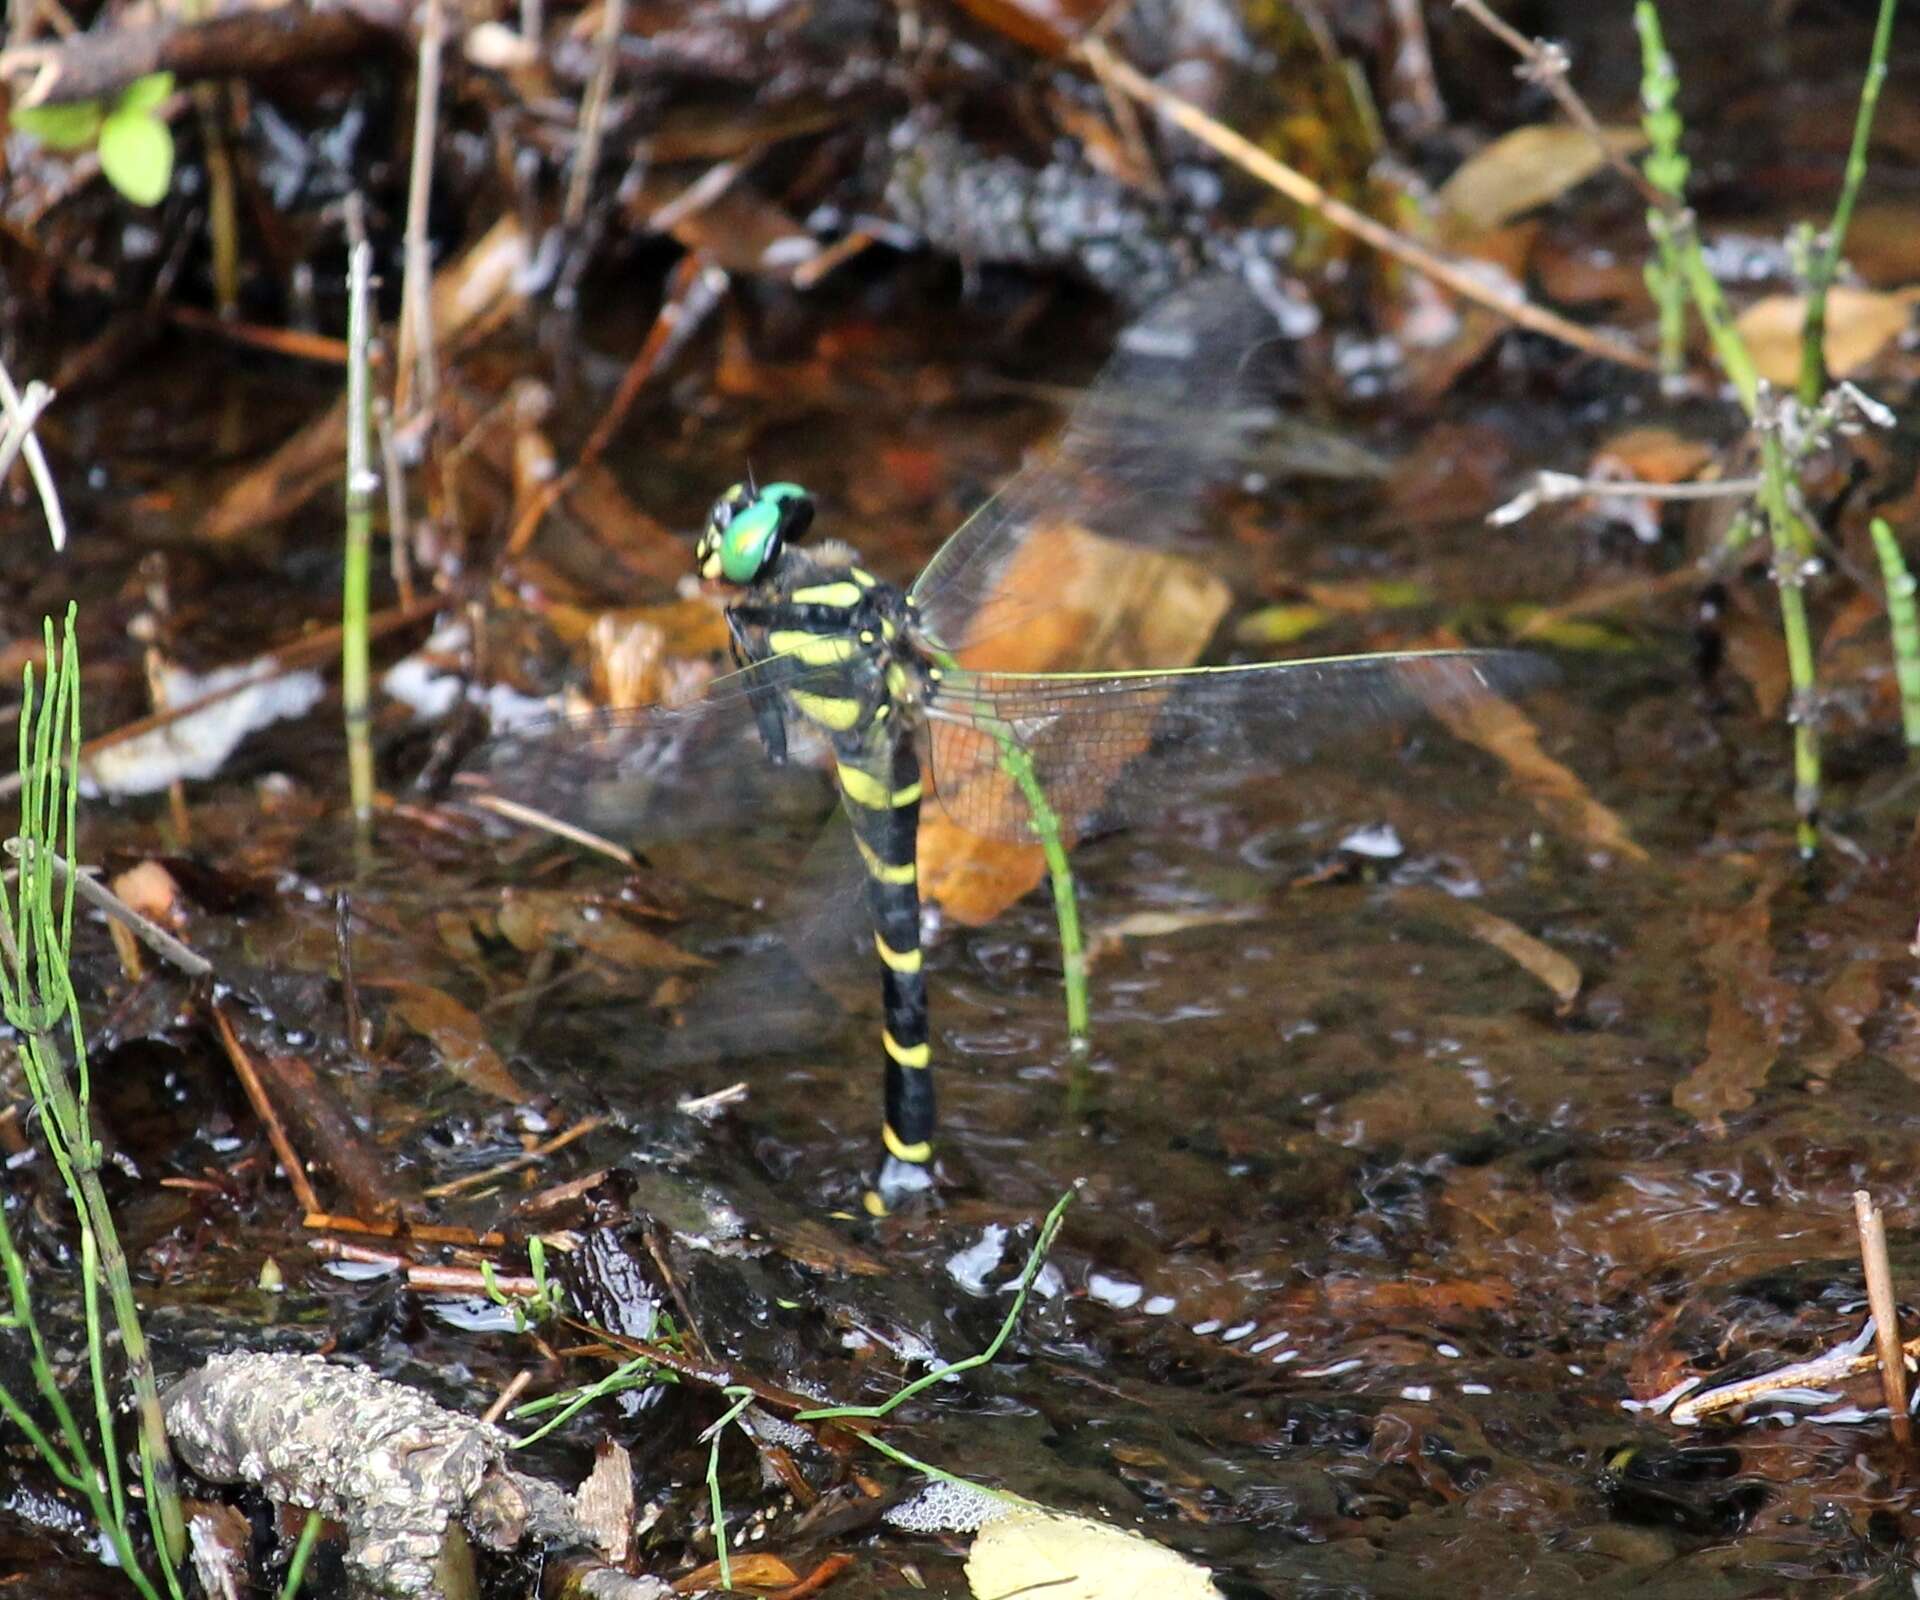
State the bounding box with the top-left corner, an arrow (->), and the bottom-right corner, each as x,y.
1871,519 -> 1920,749
927,646 -> 1091,1053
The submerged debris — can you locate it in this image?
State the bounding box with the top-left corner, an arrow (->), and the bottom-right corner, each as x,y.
164,1353 -> 657,1598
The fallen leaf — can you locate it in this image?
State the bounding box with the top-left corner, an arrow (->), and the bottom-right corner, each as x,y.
1439,124 -> 1647,231
1804,960 -> 1881,1082
919,524 -> 1229,926
1735,286 -> 1920,388
1672,874 -> 1790,1123
1231,603 -> 1329,646
966,1509 -> 1220,1600
382,981 -> 530,1103
112,859 -> 185,926
1422,663 -> 1649,863
674,1553 -> 799,1593
1400,886 -> 1581,1008
493,891 -> 707,972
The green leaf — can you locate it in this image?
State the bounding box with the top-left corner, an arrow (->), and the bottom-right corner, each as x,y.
114,72 -> 175,115
97,110 -> 172,206
1232,604 -> 1329,647
10,99 -> 103,151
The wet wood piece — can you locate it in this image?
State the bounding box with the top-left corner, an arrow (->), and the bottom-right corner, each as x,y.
0,0 -> 407,108
165,1352 -> 665,1596
211,999 -> 399,1219
1853,1189 -> 1911,1446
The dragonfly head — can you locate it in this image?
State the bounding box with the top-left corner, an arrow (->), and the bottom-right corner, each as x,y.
696,480 -> 814,585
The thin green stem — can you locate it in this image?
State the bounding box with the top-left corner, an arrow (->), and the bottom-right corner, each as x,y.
0,611 -> 186,1583
706,1388 -> 756,1590
1799,0 -> 1900,403
926,645 -> 1089,1052
1633,2 -> 1691,382
281,1509 -> 326,1599
798,1188 -> 1074,1424
1870,518 -> 1920,748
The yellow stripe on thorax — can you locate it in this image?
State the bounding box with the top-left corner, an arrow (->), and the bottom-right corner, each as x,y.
768,630 -> 861,668
883,1029 -> 931,1069
786,689 -> 864,731
837,762 -> 921,810
788,581 -> 864,608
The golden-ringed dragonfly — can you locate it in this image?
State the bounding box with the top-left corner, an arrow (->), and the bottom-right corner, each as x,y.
462,279 -> 1544,1213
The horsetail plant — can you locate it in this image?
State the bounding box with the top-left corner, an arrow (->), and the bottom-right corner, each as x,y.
1628,0 -> 1906,854
0,606 -> 186,1590
1870,519 -> 1920,749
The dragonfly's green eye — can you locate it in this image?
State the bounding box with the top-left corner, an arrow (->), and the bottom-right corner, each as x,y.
699,481 -> 815,584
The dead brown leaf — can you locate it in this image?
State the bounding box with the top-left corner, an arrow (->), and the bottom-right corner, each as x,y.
1735,286 -> 1920,388
674,1553 -> 800,1594
1804,960 -> 1881,1082
1401,886 -> 1581,1009
204,218 -> 533,540
1672,873 -> 1791,1123
1424,672 -> 1649,863
919,524 -> 1229,926
492,891 -> 708,973
382,981 -> 530,1103
1439,124 -> 1646,231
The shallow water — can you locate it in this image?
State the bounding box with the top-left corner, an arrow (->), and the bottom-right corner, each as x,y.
6,6 -> 1920,1594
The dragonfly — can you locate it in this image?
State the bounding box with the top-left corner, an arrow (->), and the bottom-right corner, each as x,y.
462,278 -> 1542,1213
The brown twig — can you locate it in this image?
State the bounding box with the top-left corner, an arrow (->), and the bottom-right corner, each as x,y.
3,841 -> 212,978
423,1115 -> 609,1199
336,891 -> 365,1059
0,0 -> 405,107
209,1001 -> 323,1216
394,0 -> 443,425
162,302 -> 349,364
1386,0 -> 1445,135
373,397 -> 417,608
482,1370 -> 535,1426
1078,37 -> 1656,374
1450,0 -> 1673,213
502,253 -> 728,556
564,0 -> 626,229
1855,1189 -> 1911,1445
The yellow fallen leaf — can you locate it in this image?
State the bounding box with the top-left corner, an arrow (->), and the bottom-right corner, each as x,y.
1735,285 -> 1920,387
966,1510 -> 1221,1600
1232,603 -> 1329,646
1438,124 -> 1646,231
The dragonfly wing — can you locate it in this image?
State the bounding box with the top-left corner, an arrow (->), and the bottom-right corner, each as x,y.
907,276 -> 1281,653
921,650 -> 1551,844
452,671 -> 841,845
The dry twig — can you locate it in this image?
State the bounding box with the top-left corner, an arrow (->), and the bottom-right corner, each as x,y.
1078,37 -> 1656,374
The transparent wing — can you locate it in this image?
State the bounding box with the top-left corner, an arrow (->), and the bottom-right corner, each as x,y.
921,650 -> 1550,844
453,667 -> 840,845
907,275 -> 1282,652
